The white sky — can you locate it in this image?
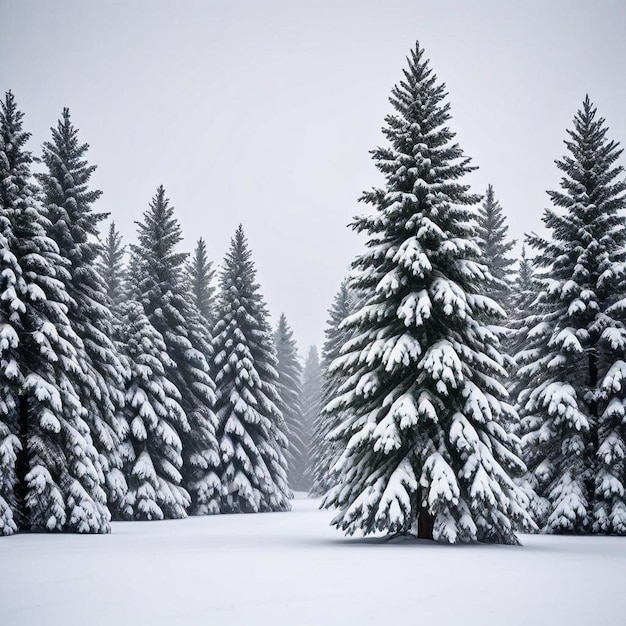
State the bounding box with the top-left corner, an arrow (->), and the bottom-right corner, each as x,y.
2,0 -> 625,353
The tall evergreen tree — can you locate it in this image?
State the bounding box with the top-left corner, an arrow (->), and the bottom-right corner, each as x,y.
309,280 -> 354,497
517,97 -> 626,534
299,346 -> 323,492
212,225 -> 290,512
118,301 -> 190,520
274,314 -> 305,489
187,238 -> 216,326
0,92 -> 109,534
131,186 -> 220,514
321,43 -> 532,543
36,108 -> 128,517
99,221 -> 127,308
476,185 -> 516,310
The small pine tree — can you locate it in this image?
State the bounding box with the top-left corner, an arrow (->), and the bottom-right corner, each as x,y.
274,314 -> 305,490
309,280 -> 355,497
0,92 -> 109,534
507,246 -> 537,359
506,245 -> 538,439
299,346 -> 323,492
131,186 -> 221,514
99,222 -> 127,308
321,43 -> 533,543
184,240 -> 218,428
187,238 -> 216,326
513,245 -> 534,312
119,301 -> 190,520
518,97 -> 626,534
476,185 -> 516,310
36,108 -> 129,517
212,225 -> 291,513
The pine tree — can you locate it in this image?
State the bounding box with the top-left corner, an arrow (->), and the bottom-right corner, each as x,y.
0,92 -> 110,534
36,108 -> 128,517
118,301 -> 190,520
299,346 -> 323,492
506,245 -> 538,438
184,240 -> 218,417
131,186 -> 220,514
518,97 -> 626,534
507,246 -> 537,358
99,222 -> 127,308
274,314 -> 305,489
187,238 -> 216,326
212,225 -> 291,512
309,280 -> 354,497
475,185 -> 516,310
514,245 -> 534,310
321,43 -> 533,543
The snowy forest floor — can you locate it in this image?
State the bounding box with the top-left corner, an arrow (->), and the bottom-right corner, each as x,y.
1,494 -> 625,626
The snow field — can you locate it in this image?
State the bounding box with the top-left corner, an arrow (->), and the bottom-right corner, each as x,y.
1,495 -> 625,626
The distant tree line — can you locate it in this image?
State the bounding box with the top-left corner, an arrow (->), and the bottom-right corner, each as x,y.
0,93 -> 322,534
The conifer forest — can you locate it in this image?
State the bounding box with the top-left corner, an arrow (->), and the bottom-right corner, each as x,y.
1,3 -> 625,625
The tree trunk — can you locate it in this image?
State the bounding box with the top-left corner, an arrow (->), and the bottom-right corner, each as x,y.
417,505 -> 434,540
586,349 -> 599,513
15,394 -> 29,531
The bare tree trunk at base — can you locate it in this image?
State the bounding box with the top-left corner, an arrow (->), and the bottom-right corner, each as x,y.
16,394 -> 29,532
417,506 -> 434,540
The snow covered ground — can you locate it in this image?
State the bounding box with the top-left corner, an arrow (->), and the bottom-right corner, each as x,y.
1,494 -> 625,626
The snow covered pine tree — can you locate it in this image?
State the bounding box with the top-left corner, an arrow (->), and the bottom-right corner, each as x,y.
37,109 -> 129,518
309,280 -> 355,497
474,185 -> 518,432
299,346 -> 323,492
131,186 -> 221,514
507,245 -> 538,386
321,43 -> 533,543
517,97 -> 626,534
99,221 -> 127,309
0,92 -> 109,534
476,185 -> 516,312
274,314 -> 306,490
118,301 -> 191,520
98,222 -> 191,520
212,226 -> 291,513
508,245 -> 536,351
187,237 -> 216,327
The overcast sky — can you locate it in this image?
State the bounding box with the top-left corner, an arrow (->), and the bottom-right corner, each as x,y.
2,0 -> 625,353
